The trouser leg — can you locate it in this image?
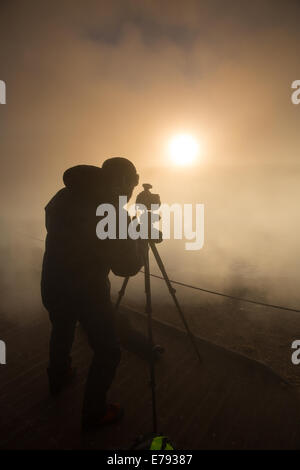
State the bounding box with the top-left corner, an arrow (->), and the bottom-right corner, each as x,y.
47,302 -> 77,376
49,317 -> 77,375
81,305 -> 121,418
46,306 -> 77,394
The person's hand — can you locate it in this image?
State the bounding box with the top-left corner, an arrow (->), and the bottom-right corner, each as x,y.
138,211 -> 163,244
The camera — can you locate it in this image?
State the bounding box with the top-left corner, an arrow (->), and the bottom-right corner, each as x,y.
135,184 -> 162,244
136,184 -> 161,211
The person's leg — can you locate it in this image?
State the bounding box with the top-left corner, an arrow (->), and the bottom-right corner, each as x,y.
47,307 -> 77,394
80,302 -> 121,423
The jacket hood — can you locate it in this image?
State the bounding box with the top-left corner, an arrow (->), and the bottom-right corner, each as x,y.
63,165 -> 103,192
45,165 -> 103,213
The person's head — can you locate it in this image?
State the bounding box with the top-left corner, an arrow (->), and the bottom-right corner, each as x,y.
101,157 -> 139,200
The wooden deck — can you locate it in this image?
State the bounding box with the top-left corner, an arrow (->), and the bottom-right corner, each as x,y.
1,306 -> 300,449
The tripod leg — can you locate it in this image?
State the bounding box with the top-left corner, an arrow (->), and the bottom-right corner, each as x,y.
143,247 -> 158,434
149,242 -> 202,363
115,276 -> 130,311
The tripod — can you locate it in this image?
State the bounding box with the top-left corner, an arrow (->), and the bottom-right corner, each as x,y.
115,239 -> 202,434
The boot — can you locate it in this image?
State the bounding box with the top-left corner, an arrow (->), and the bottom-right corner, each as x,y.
81,403 -> 124,431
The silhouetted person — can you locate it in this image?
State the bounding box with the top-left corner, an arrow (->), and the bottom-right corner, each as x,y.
41,158 -> 147,429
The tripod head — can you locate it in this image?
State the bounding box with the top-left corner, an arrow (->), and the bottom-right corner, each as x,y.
136,184 -> 161,211
135,183 -> 162,245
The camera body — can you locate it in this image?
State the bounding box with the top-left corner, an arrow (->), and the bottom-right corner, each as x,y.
136,184 -> 161,211
135,184 -> 163,243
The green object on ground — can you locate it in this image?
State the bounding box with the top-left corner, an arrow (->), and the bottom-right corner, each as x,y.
150,435 -> 174,450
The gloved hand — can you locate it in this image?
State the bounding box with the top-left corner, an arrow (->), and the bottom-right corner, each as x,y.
137,211 -> 163,244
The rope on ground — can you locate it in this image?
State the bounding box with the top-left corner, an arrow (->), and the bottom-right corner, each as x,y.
139,271 -> 300,314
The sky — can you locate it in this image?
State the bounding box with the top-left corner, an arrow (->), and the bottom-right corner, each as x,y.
1,0 -> 300,310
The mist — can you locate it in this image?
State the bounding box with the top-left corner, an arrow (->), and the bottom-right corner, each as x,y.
1,1 -> 300,371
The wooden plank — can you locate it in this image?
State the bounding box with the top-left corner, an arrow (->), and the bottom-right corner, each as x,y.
1,308 -> 300,449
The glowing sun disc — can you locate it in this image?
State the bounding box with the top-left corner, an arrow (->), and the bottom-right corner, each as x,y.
168,134 -> 199,166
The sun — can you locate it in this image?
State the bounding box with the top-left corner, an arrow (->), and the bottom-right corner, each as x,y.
168,133 -> 199,166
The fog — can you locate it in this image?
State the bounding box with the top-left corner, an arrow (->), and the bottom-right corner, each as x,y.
1,0 -> 300,342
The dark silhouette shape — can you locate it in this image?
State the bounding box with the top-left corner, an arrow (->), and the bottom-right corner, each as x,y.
41,158 -> 147,429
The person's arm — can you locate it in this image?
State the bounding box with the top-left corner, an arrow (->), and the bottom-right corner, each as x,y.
95,205 -> 144,277
109,237 -> 144,277
110,207 -> 144,276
